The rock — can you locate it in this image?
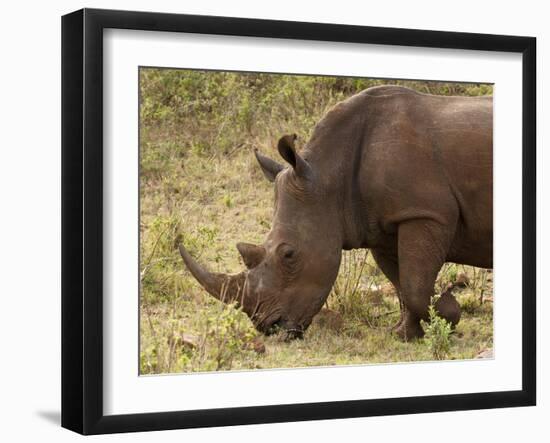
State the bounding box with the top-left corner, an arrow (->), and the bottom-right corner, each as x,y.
244,336 -> 266,354
313,308 -> 344,331
180,333 -> 198,350
251,337 -> 266,354
476,348 -> 494,359
363,283 -> 396,306
434,290 -> 461,326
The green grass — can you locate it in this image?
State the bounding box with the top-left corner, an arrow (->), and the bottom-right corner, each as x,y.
139,69 -> 493,374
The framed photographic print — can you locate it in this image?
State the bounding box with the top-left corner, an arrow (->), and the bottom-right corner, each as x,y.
61,8 -> 536,435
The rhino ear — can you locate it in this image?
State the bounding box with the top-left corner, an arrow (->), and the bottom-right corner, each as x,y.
237,242 -> 266,269
254,149 -> 284,182
277,134 -> 310,178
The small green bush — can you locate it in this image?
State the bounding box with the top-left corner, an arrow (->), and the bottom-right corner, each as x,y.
192,302 -> 258,371
422,299 -> 453,360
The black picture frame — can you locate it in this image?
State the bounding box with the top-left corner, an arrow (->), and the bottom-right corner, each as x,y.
61,8 -> 536,435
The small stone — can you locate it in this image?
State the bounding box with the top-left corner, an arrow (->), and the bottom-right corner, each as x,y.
454,273 -> 470,288
476,348 -> 494,359
313,308 -> 344,331
243,336 -> 266,354
180,333 -> 198,350
251,337 -> 266,354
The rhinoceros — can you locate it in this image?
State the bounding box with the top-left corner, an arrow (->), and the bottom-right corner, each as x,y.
179,85 -> 493,341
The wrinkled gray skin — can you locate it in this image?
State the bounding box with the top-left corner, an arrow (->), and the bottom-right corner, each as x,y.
179,85 -> 493,341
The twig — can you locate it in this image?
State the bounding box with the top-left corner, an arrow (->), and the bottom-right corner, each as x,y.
226,142 -> 246,158
371,309 -> 399,320
140,224 -> 171,281
350,250 -> 370,300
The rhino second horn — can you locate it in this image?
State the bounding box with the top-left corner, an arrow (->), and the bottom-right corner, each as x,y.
237,242 -> 266,269
178,244 -> 246,304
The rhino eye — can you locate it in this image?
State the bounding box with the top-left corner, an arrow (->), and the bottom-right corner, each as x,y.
277,244 -> 297,262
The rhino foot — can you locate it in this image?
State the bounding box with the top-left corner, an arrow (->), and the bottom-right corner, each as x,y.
393,319 -> 425,341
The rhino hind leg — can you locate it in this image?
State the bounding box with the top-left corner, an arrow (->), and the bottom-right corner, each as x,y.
394,219 -> 455,341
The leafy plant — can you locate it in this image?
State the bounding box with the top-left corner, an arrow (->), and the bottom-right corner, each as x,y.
422,298 -> 453,360
192,301 -> 258,371
222,193 -> 233,208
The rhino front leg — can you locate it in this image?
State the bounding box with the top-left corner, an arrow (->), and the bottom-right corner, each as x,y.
394,219 -> 453,341
370,249 -> 404,330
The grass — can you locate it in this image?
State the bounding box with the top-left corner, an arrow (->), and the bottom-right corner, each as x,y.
139,69 -> 493,375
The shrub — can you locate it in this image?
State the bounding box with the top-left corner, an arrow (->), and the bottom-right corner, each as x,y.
191,302 -> 258,371
422,298 -> 453,360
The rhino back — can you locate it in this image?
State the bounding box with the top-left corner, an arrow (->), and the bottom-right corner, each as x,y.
303,86 -> 493,266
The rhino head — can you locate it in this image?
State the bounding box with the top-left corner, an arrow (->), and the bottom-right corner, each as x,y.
179,134 -> 342,340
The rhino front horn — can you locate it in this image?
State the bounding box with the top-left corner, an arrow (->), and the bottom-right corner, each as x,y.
178,244 -> 246,304
254,149 -> 284,182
